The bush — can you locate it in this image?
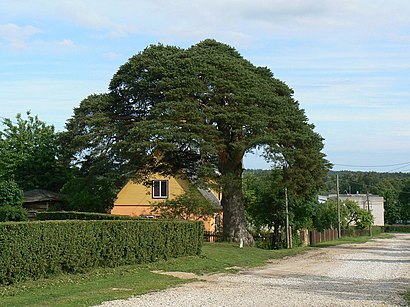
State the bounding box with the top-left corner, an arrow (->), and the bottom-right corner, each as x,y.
36,211 -> 138,221
0,180 -> 23,206
383,225 -> 410,233
0,219 -> 203,285
0,205 -> 28,222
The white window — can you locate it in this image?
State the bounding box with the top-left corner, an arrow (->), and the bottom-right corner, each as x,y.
152,180 -> 168,199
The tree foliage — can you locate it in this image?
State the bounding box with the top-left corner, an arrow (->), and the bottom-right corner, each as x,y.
244,170 -> 285,232
312,200 -> 338,231
398,180 -> 410,223
244,169 -> 322,242
0,180 -> 28,222
64,39 -> 329,244
151,187 -> 217,220
0,112 -> 67,191
58,175 -> 119,213
313,199 -> 373,230
0,180 -> 23,206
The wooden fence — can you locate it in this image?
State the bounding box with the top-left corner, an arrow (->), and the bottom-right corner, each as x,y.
204,228 -> 371,246
307,229 -> 338,245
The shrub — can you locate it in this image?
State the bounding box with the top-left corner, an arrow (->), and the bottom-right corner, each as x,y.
36,211 -> 138,221
0,180 -> 23,206
0,205 -> 28,222
0,219 -> 203,285
383,225 -> 410,233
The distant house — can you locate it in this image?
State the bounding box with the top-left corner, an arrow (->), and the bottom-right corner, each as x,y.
23,189 -> 60,220
325,194 -> 385,226
111,174 -> 222,232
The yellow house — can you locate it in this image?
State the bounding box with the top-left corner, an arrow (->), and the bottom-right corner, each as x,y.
111,174 -> 222,232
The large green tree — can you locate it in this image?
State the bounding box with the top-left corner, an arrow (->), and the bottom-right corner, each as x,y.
0,112 -> 67,191
65,40 -> 329,244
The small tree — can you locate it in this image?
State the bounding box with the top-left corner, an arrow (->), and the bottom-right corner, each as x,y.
313,200 -> 338,231
341,200 -> 373,229
355,209 -> 374,229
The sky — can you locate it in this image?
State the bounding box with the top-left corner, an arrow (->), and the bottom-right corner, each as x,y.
1,0 -> 410,172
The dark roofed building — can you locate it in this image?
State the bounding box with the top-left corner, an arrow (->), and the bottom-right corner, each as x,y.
23,189 -> 60,219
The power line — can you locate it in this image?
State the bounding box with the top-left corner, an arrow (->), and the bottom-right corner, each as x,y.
334,162 -> 410,168
388,163 -> 410,172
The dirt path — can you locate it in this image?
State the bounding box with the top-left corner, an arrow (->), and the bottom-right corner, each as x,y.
99,234 -> 410,306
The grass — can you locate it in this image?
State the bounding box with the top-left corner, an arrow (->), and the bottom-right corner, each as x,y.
403,291 -> 410,305
0,243 -> 306,306
311,233 -> 394,248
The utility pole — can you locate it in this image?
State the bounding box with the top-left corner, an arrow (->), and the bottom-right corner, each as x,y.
336,174 -> 341,238
367,191 -> 373,237
285,187 -> 290,249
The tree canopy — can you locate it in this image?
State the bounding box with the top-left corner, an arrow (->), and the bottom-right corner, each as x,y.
0,112 -> 67,191
64,39 -> 330,244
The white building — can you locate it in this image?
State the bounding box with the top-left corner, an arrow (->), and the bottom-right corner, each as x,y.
325,194 -> 385,226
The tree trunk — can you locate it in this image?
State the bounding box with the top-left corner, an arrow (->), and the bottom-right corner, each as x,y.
219,156 -> 254,246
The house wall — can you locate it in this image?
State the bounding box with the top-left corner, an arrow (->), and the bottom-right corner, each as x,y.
111,175 -> 188,216
337,194 -> 385,226
111,174 -> 219,231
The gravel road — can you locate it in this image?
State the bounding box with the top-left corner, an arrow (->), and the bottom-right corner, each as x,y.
98,233 -> 410,307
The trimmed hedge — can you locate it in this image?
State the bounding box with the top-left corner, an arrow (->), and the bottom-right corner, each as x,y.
0,219 -> 203,285
383,225 -> 410,233
36,211 -> 137,221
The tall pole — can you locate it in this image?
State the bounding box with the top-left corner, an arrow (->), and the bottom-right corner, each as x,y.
367,191 -> 373,237
285,187 -> 290,249
336,174 -> 341,238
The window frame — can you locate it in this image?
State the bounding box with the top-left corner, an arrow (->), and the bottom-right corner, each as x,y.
152,180 -> 169,199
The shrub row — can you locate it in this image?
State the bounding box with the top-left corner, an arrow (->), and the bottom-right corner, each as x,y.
0,219 -> 203,285
383,225 -> 410,233
36,211 -> 137,221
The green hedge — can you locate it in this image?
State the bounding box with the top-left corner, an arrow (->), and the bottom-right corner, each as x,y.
383,225 -> 410,233
36,211 -> 137,221
0,219 -> 203,285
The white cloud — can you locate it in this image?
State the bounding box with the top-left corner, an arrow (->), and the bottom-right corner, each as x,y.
0,23 -> 41,49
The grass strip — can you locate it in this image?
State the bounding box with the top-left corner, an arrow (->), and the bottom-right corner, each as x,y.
403,291 -> 410,305
311,233 -> 394,248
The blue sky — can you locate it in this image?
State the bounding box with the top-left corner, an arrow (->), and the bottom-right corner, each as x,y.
1,0 -> 410,172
